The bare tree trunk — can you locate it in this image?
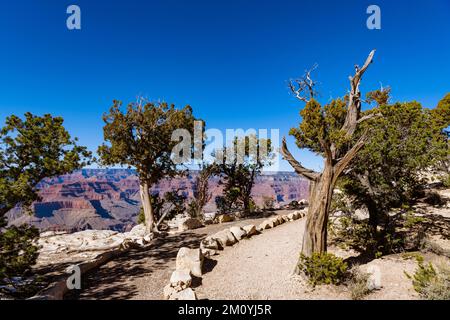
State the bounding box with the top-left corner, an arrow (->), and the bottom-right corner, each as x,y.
139,181 -> 154,234
300,163 -> 334,257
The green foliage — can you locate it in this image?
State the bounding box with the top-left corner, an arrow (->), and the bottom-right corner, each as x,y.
289,98 -> 349,155
340,95 -> 449,253
0,224 -> 39,286
0,113 -> 91,216
214,135 -> 273,214
405,257 -> 450,300
98,99 -> 199,184
297,252 -> 348,286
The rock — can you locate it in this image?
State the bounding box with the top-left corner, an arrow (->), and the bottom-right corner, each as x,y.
354,208 -> 369,221
270,217 -> 280,226
366,265 -> 382,290
287,213 -> 295,221
129,224 -> 146,237
211,229 -> 237,247
200,246 -> 218,258
169,288 -> 197,300
168,213 -> 190,229
281,215 -> 290,223
176,247 -> 204,277
200,237 -> 220,257
163,284 -> 177,300
299,199 -> 308,206
229,226 -> 247,241
242,224 -> 257,237
178,218 -> 203,232
201,236 -> 221,250
276,216 -> 284,225
170,269 -> 192,290
258,219 -> 274,230
217,214 -> 235,223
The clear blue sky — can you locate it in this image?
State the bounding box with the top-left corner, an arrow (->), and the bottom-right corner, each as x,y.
1,0 -> 449,171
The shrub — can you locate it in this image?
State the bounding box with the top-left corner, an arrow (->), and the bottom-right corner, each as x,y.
347,268 -> 373,300
0,223 -> 40,296
297,252 -> 348,286
405,257 -> 450,300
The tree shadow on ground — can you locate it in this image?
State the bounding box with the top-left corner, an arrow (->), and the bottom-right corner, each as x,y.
64,231 -> 207,300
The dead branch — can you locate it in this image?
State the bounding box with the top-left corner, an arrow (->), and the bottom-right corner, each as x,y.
281,137 -> 320,181
341,50 -> 376,137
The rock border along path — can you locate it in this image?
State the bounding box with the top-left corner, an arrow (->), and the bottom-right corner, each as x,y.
164,210 -> 306,300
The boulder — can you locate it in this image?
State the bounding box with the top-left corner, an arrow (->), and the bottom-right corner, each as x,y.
200,237 -> 220,257
178,218 -> 204,232
242,224 -> 257,237
176,247 -> 203,277
258,219 -> 273,231
287,213 -> 295,221
276,216 -> 285,225
211,229 -> 237,247
229,226 -> 247,241
270,217 -> 280,226
169,288 -> 197,300
281,215 -> 290,223
163,284 -> 177,300
201,236 -> 221,250
217,214 -> 235,223
170,269 -> 192,291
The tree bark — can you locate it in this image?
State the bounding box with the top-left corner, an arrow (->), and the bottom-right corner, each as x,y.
139,181 -> 154,234
300,162 -> 335,257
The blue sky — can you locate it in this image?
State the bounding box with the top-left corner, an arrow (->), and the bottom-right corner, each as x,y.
0,0 -> 449,171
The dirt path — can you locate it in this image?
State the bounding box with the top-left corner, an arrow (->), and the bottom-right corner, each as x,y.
66,212 -> 291,300
195,218 -> 421,300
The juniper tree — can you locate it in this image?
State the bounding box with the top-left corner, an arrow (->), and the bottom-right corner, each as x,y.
340,92 -> 450,254
281,50 -> 377,260
214,135 -> 273,215
98,99 -> 199,234
0,113 -> 91,217
0,113 -> 90,288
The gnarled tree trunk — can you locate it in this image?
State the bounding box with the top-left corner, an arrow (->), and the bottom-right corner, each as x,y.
301,163 -> 335,256
139,181 -> 155,234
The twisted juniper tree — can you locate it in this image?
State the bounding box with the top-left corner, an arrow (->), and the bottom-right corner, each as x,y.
281,50 -> 377,260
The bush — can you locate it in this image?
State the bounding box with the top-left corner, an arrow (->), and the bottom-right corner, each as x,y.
405,257 -> 450,300
0,224 -> 40,296
347,268 -> 373,300
297,252 -> 348,286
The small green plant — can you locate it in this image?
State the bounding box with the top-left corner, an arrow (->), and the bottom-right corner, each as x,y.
405,257 -> 450,300
347,268 -> 373,300
297,252 -> 348,286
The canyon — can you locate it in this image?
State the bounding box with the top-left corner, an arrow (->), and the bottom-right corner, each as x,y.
6,169 -> 309,232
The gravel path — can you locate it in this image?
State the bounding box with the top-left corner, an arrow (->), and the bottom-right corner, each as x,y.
195,218 -> 325,300
66,212 -> 290,300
